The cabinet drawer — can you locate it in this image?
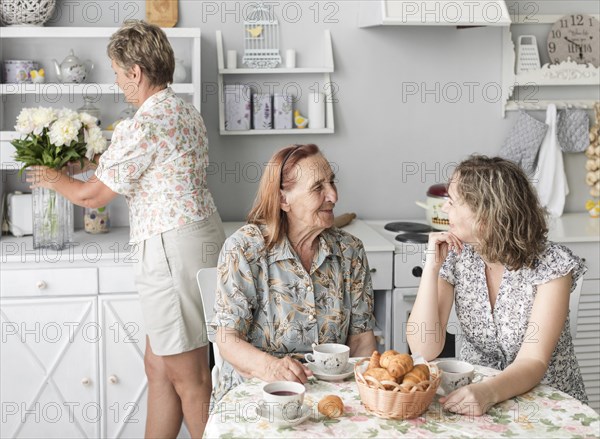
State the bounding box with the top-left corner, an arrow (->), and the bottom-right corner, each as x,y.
99,266 -> 137,294
0,268 -> 98,297
366,251 -> 393,290
564,242 -> 600,279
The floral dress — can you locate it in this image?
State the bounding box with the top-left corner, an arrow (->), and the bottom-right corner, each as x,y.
211,224 -> 376,403
440,242 -> 588,402
96,87 -> 217,243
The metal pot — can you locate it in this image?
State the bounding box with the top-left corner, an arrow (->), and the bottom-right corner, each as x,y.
415,183 -> 450,231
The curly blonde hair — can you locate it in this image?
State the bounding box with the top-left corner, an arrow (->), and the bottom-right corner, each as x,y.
107,20 -> 174,88
452,155 -> 548,270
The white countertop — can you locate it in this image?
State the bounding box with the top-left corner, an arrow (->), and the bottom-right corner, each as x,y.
0,219 -> 395,264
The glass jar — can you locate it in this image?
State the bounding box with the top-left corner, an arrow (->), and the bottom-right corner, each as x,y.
84,206 -> 110,234
78,96 -> 102,127
119,103 -> 137,120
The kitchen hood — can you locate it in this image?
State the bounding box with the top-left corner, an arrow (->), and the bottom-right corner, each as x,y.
359,1 -> 512,27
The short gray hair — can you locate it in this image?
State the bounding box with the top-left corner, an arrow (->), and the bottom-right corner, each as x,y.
107,20 -> 174,88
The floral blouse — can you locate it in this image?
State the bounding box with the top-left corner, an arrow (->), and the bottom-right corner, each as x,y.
440,242 -> 588,402
95,88 -> 217,243
211,224 -> 376,403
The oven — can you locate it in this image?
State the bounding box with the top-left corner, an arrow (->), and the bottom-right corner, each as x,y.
369,221 -> 462,358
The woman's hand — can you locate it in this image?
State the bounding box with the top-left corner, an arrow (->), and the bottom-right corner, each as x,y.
264,356 -> 313,384
439,381 -> 496,416
26,166 -> 66,190
424,231 -> 464,268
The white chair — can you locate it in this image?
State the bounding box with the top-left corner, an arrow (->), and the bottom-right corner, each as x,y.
569,276 -> 583,339
196,267 -> 223,389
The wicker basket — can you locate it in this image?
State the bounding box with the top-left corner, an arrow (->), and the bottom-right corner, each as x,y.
354,358 -> 441,420
0,0 -> 56,26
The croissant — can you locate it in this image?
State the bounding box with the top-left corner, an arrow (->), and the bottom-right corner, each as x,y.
368,350 -> 381,370
401,364 -> 430,388
318,395 -> 344,418
379,350 -> 399,369
363,367 -> 396,389
387,354 -> 414,380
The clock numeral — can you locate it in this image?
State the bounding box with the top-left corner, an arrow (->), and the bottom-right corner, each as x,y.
560,19 -> 568,28
551,30 -> 561,39
548,42 -> 556,53
570,15 -> 584,26
590,17 -> 595,27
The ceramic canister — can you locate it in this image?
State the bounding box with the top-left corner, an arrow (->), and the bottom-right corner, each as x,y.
2,60 -> 38,84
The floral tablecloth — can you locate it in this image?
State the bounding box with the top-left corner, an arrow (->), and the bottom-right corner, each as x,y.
205,364 -> 600,438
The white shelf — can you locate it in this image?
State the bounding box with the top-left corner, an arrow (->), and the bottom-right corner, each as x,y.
0,27 -> 200,38
0,83 -> 195,95
216,29 -> 335,135
220,128 -> 334,136
219,67 -> 334,74
501,22 -> 600,116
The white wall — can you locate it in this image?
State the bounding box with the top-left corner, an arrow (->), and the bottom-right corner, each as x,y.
37,0 -> 599,222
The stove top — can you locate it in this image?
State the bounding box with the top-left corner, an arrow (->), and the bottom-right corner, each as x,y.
394,232 -> 429,244
384,221 -> 433,234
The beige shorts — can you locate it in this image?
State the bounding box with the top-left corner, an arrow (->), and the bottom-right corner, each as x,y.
134,212 -> 226,356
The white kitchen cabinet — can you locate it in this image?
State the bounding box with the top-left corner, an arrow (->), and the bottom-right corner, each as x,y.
0,296 -> 100,438
99,295 -> 148,438
563,241 -> 600,413
0,27 -> 201,170
215,30 -> 335,135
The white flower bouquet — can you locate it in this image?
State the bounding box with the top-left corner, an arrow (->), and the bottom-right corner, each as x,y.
11,107 -> 108,249
12,106 -> 107,172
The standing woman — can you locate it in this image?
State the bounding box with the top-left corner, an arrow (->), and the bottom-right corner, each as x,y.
407,155 -> 587,416
26,20 -> 226,438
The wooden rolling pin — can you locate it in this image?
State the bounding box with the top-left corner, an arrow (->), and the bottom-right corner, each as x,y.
334,213 -> 356,228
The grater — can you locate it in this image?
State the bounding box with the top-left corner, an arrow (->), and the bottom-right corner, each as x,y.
516,35 -> 541,74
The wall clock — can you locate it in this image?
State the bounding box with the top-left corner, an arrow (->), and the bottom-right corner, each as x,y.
547,14 -> 600,67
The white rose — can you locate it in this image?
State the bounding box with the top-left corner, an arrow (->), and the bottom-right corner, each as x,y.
84,127 -> 107,160
15,108 -> 35,134
49,117 -> 81,146
79,112 -> 98,128
30,107 -> 57,136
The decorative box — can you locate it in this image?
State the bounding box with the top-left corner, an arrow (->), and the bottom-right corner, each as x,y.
273,94 -> 293,129
252,94 -> 273,130
224,84 -> 251,131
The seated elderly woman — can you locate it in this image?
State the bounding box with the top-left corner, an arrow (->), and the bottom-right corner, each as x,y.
211,144 -> 377,402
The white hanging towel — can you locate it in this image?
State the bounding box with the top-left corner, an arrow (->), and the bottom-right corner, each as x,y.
533,104 -> 569,217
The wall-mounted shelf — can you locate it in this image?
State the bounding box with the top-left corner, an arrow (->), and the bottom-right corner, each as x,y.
0,27 -> 201,170
216,30 -> 335,135
501,14 -> 600,116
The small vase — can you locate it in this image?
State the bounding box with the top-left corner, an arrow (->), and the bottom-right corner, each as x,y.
84,206 -> 110,234
32,187 -> 73,250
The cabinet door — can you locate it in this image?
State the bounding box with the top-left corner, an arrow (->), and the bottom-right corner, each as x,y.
0,297 -> 99,438
98,295 -> 147,439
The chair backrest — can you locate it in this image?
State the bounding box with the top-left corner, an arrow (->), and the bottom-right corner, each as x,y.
196,267 -> 223,387
569,276 -> 583,339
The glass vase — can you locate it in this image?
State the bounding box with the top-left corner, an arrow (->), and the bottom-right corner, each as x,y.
32,187 -> 73,250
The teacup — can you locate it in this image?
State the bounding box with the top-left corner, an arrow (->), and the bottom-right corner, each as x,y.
437,360 -> 483,395
261,381 -> 305,420
304,343 -> 349,375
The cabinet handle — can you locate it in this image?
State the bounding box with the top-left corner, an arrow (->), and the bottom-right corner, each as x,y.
36,280 -> 47,290
370,268 -> 377,273
108,375 -> 119,384
81,378 -> 91,386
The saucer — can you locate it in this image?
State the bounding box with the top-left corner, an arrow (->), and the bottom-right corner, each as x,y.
255,403 -> 312,426
308,362 -> 354,381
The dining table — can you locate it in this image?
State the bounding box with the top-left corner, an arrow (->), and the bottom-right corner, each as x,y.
204,361 -> 600,438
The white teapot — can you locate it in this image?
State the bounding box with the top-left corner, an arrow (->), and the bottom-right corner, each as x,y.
52,49 -> 94,83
